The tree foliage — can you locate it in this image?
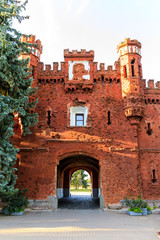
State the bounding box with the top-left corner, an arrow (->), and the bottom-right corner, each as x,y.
0,0 -> 38,194
71,170 -> 89,189
1,188 -> 29,214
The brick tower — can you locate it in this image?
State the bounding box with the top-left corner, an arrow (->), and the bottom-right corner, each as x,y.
20,35 -> 42,86
117,38 -> 144,134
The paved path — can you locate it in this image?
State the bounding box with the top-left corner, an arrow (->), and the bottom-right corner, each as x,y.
70,191 -> 91,196
0,209 -> 159,240
58,196 -> 99,209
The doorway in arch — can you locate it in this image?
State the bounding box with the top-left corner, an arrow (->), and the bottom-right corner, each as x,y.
70,169 -> 91,197
56,155 -> 100,209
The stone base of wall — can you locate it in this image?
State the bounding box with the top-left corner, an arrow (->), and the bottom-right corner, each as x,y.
28,196 -> 58,210
56,188 -> 63,199
100,195 -> 106,209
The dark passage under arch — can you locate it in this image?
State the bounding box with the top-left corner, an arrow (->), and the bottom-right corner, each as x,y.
57,155 -> 100,209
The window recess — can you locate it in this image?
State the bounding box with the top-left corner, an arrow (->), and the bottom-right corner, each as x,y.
152,169 -> 157,183
70,106 -> 88,127
131,59 -> 135,77
146,123 -> 152,135
47,111 -> 51,125
107,111 -> 111,125
123,65 -> 127,78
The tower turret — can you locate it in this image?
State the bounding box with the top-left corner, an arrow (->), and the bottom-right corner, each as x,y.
117,38 -> 144,131
20,35 -> 43,87
20,34 -> 43,67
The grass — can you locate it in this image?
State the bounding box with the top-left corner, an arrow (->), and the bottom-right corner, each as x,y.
70,188 -> 91,192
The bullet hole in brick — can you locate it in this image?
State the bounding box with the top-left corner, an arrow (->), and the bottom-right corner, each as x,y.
47,111 -> 51,125
62,78 -> 64,82
117,79 -> 120,83
156,99 -> 159,104
145,99 -> 147,104
152,169 -> 157,183
109,78 -> 112,83
147,123 -> 152,135
101,76 -> 104,82
108,111 -> 111,125
54,79 -> 56,83
38,79 -> 41,83
46,79 -> 49,83
152,99 -> 155,104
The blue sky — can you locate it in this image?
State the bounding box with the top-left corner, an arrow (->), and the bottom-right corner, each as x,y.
13,0 -> 160,83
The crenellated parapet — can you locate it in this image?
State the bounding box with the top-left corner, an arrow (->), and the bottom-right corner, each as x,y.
143,79 -> 160,91
142,79 -> 160,105
93,61 -> 120,72
37,61 -> 65,84
64,49 -> 94,59
37,62 -> 65,72
37,49 -> 121,87
93,61 -> 121,83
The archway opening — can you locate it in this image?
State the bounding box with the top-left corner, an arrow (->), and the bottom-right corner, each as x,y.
70,169 -> 92,197
57,154 -> 100,209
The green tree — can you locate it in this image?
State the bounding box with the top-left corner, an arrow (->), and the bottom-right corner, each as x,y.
81,170 -> 89,189
71,170 -> 81,189
71,170 -> 89,189
0,0 -> 38,195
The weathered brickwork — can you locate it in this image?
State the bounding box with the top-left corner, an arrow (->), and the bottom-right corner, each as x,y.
15,36 -> 160,207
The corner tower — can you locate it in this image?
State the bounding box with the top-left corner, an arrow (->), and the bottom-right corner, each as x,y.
117,38 -> 144,131
20,35 -> 42,87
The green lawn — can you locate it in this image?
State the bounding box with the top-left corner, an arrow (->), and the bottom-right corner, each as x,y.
70,188 -> 91,192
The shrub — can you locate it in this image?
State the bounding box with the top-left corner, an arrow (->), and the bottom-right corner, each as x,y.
128,207 -> 142,213
147,206 -> 152,211
1,188 -> 29,215
122,195 -> 148,210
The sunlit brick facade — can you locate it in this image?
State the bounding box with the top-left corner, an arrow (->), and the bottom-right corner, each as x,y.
15,36 -> 160,208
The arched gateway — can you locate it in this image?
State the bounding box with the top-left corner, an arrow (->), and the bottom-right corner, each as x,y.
57,155 -> 100,202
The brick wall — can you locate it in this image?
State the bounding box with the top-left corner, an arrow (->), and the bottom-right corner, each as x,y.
15,37 -> 160,206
